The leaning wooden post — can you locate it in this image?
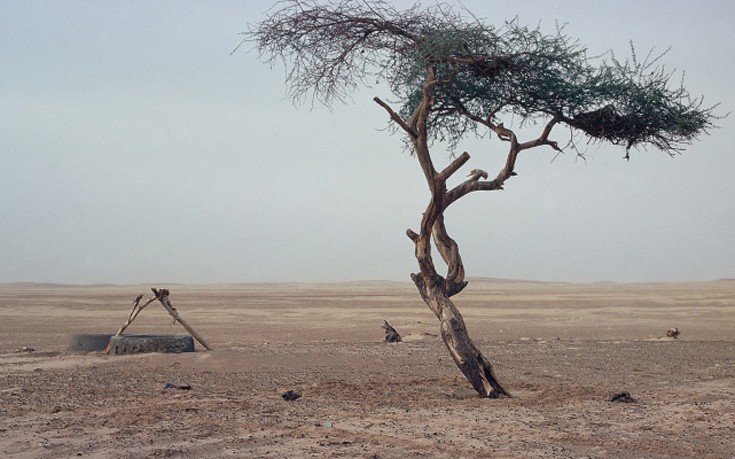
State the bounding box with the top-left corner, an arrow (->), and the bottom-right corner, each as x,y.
105,294 -> 157,354
152,288 -> 212,351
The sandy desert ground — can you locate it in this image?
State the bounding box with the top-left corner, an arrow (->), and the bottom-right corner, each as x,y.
0,279 -> 733,458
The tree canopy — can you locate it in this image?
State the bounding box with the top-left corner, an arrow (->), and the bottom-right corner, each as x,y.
248,0 -> 716,157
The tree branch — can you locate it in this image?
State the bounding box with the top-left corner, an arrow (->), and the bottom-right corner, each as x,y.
413,68 -> 441,186
373,97 -> 417,138
437,151 -> 470,182
443,117 -> 564,207
518,115 -> 563,152
432,215 -> 468,296
416,69 -> 439,135
445,178 -> 504,207
406,228 -> 419,242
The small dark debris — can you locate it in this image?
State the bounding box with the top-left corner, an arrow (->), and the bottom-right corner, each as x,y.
610,391 -> 637,403
163,383 -> 191,391
282,390 -> 302,401
18,346 -> 35,352
666,327 -> 680,339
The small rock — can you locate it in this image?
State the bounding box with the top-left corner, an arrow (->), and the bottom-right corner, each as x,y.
282,390 -> 302,401
163,383 -> 191,391
18,346 -> 35,352
610,391 -> 637,403
666,327 -> 680,339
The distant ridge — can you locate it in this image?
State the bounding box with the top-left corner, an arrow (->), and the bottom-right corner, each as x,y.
466,276 -> 567,284
2,278 -> 727,289
0,282 -> 171,289
0,280 -> 411,289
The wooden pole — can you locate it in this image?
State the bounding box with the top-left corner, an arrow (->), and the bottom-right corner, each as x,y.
152,288 -> 212,351
105,294 -> 156,354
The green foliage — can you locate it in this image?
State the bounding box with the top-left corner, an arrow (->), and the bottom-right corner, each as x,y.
568,47 -> 716,153
248,0 -> 718,156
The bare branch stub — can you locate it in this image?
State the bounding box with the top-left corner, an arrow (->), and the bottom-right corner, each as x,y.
382,320 -> 402,343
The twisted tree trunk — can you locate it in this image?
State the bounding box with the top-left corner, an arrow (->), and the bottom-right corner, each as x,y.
376,67 -> 512,398
408,213 -> 509,398
411,272 -> 509,398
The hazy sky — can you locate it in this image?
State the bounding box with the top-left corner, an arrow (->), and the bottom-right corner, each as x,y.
2,1 -> 734,285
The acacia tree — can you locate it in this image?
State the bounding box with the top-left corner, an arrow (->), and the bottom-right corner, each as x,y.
245,0 -> 718,398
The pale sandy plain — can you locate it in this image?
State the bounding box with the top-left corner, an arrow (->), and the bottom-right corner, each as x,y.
0,279 -> 733,458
